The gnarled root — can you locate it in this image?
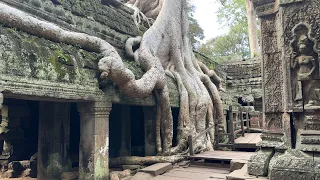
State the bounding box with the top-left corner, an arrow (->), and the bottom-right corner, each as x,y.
125,0 -> 225,156
125,4 -> 154,29
110,155 -> 186,167
124,0 -> 164,20
198,61 -> 225,92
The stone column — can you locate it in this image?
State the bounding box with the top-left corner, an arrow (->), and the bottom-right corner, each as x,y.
119,105 -> 131,157
143,106 -> 157,156
78,101 -> 112,180
37,102 -> 72,180
248,0 -> 292,177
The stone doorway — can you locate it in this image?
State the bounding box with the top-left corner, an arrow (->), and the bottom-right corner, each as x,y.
0,98 -> 40,178
0,98 -> 82,179
109,104 -> 157,158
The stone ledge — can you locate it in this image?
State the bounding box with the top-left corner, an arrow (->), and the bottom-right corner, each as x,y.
139,163 -> 173,176
227,164 -> 268,180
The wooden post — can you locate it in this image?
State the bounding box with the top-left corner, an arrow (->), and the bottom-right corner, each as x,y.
229,106 -> 235,146
188,135 -> 194,156
246,110 -> 250,133
240,107 -> 245,137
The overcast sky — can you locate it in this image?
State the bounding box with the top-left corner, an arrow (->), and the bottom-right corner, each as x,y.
189,0 -> 229,42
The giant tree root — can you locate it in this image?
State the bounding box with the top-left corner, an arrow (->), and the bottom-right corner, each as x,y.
125,0 -> 226,156
109,155 -> 186,167
0,0 -> 226,158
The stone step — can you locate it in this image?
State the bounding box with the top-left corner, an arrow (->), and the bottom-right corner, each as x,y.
230,159 -> 247,172
226,164 -> 267,180
139,163 -> 173,176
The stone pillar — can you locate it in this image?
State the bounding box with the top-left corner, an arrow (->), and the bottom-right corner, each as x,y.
119,105 -> 131,157
143,106 -> 157,156
78,101 -> 112,180
37,102 -> 72,180
248,0 -> 291,177
249,0 -> 320,179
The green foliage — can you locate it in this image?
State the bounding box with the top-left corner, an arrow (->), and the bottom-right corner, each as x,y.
198,0 -> 250,63
187,1 -> 205,48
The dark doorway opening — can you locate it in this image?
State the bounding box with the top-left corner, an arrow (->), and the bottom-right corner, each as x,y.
130,106 -> 145,156
69,102 -> 80,168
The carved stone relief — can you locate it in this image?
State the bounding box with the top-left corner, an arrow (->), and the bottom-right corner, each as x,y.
265,113 -> 283,132
296,113 -> 320,152
261,16 -> 284,113
290,23 -> 320,109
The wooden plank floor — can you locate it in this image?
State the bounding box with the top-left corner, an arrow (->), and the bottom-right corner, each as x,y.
189,150 -> 255,162
152,164 -> 230,180
234,133 -> 261,149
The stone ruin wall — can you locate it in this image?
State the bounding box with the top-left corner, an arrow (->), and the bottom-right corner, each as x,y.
220,58 -> 263,112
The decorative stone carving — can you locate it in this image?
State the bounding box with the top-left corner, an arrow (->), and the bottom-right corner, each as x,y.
265,114 -> 283,132
262,15 -> 283,113
295,112 -> 320,152
290,23 -> 320,108
269,150 -> 317,180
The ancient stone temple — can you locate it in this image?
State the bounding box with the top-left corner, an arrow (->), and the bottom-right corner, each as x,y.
0,0 -> 152,179
0,0 -> 235,179
248,0 -> 320,179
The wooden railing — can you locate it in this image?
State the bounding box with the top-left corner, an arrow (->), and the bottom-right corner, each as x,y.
188,124 -> 215,156
188,105 -> 253,154
215,105 -> 251,149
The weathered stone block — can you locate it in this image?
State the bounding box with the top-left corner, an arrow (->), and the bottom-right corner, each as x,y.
230,159 -> 247,172
131,172 -> 154,180
269,150 -> 315,180
247,148 -> 274,176
140,163 -> 173,176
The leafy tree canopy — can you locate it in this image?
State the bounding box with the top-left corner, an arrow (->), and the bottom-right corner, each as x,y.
198,0 -> 250,63
187,1 -> 205,48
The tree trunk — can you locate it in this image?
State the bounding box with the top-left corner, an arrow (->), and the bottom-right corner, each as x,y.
245,0 -> 259,58
0,0 -> 225,161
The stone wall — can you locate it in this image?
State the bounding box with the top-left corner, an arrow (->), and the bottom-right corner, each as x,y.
220,58 -> 263,111
248,0 -> 320,179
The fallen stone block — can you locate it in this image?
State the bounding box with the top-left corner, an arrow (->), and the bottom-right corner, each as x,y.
131,172 -> 154,180
247,148 -> 274,176
140,162 -> 173,176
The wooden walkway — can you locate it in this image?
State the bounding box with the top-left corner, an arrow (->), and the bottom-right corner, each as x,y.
234,133 -> 261,149
189,150 -> 255,162
152,164 -> 230,180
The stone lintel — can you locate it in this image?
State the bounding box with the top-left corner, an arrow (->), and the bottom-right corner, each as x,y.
252,0 -> 278,17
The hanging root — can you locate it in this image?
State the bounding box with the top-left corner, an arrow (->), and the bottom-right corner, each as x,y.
198,61 -> 225,92
125,4 -> 154,29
